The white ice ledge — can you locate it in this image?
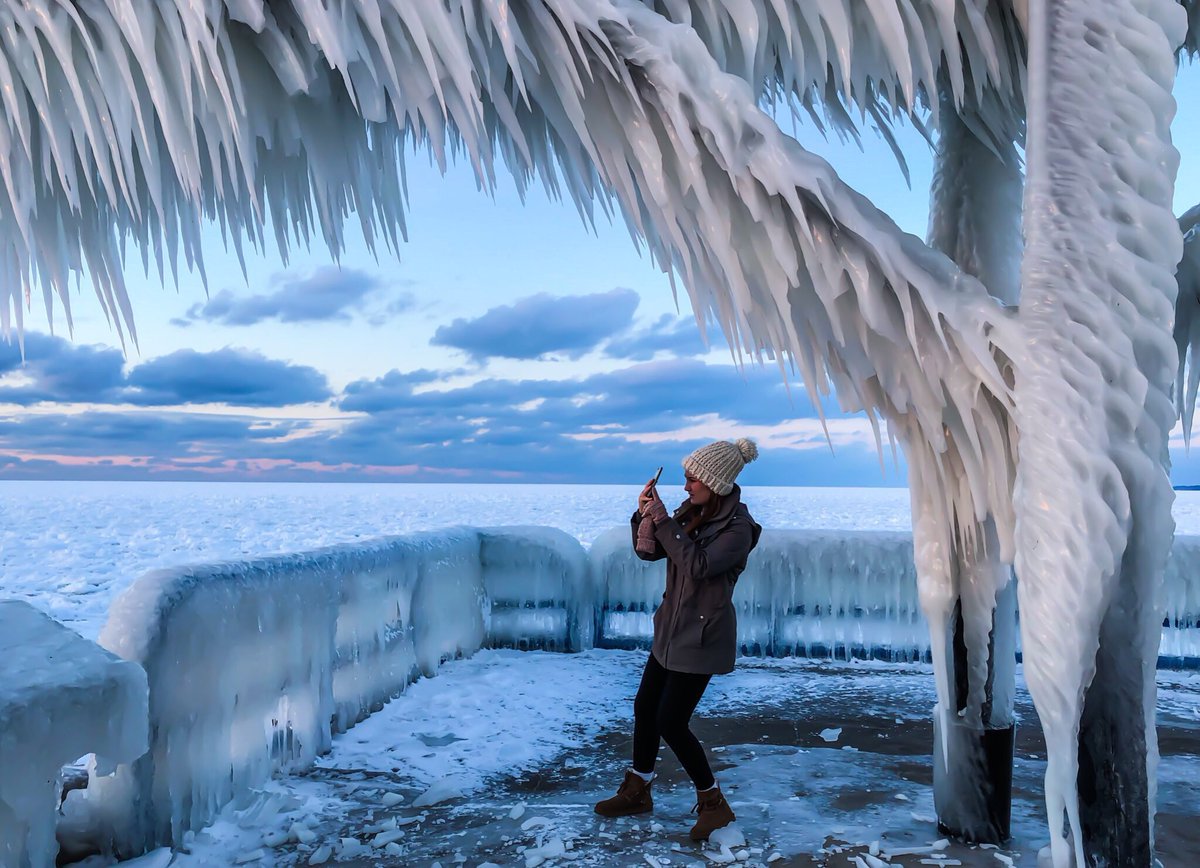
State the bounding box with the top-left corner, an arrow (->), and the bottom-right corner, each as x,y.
0,601 -> 147,868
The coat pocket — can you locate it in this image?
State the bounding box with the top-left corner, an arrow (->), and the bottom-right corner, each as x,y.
675,604 -> 706,650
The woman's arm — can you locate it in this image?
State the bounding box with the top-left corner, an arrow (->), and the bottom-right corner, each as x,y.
654,516 -> 754,580
630,509 -> 667,561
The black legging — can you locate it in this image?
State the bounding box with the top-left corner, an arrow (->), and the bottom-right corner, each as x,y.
632,653 -> 715,789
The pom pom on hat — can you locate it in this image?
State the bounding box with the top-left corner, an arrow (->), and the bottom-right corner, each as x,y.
682,437 -> 758,496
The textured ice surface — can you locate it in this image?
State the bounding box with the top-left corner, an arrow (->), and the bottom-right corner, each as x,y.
75,526 -> 604,852
1017,1 -> 1185,863
593,525 -> 1200,662
592,527 -> 929,660
0,601 -> 146,868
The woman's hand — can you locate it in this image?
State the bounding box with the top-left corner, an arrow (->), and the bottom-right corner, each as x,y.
639,479 -> 665,517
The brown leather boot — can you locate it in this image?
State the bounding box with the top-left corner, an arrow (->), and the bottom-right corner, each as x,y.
594,770 -> 653,817
689,784 -> 735,840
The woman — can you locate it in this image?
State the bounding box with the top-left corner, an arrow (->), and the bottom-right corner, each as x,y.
594,438 -> 762,841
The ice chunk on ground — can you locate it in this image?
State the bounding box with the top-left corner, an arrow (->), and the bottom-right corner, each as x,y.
819,727 -> 843,743
709,826 -> 746,849
414,777 -> 467,807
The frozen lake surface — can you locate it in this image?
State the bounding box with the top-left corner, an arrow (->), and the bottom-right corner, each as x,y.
3,481 -> 1200,641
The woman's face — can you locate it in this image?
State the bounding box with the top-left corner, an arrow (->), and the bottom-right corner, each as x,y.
684,473 -> 713,506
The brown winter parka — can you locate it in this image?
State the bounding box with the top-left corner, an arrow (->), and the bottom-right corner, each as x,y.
629,484 -> 762,675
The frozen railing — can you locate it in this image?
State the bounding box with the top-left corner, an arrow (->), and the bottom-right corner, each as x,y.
591,527 -> 928,662
62,525 -> 1200,857
592,528 -> 1200,667
73,527 -> 585,854
0,601 -> 147,868
482,526 -> 593,652
1161,534 -> 1200,665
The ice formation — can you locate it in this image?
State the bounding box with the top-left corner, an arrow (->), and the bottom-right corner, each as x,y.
481,526 -> 594,652
0,0 -> 1189,863
0,600 -> 147,868
77,527 -> 586,854
1017,1 -> 1185,864
918,86 -> 1023,842
594,526 -> 1200,664
43,519 -> 1200,857
0,0 -> 1023,581
1175,205 -> 1200,441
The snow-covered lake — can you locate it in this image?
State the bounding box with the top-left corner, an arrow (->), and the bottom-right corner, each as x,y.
3,481 -> 1200,642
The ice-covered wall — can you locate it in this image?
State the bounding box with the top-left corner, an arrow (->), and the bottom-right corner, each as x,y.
481,526 -> 593,652
76,527 -> 585,854
0,601 -> 147,868
593,527 -> 929,661
592,526 -> 1200,665
1161,534 -> 1200,665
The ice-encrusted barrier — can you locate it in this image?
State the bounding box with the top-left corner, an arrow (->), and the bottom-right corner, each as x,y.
594,529 -> 1200,666
593,528 -> 929,662
0,601 -> 147,868
66,526 -> 1200,855
73,527 -> 588,855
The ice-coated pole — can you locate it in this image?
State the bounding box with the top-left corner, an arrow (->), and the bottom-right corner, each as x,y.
921,85 -> 1022,845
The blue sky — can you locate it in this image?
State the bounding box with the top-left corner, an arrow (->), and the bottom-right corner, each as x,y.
5,67 -> 1200,486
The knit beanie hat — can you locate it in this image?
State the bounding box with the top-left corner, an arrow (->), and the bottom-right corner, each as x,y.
682,438 -> 758,496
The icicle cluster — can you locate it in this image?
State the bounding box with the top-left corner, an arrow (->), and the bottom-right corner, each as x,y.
0,0 -> 1022,344
1175,206 -> 1200,441
0,0 -> 1023,567
642,1 -> 1025,177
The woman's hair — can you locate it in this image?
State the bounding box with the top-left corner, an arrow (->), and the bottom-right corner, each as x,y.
679,493 -> 723,535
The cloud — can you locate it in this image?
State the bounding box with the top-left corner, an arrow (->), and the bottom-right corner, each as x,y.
339,368 -> 446,414
180,266 -> 408,326
339,358 -> 806,430
0,333 -> 330,408
125,349 -> 331,407
0,342 -> 906,483
0,333 -> 129,405
431,288 -> 639,361
604,314 -> 720,360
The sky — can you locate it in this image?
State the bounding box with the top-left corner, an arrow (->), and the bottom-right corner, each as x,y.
4,64 -> 1200,487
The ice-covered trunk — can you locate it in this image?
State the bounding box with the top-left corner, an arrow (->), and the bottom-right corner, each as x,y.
1017,1 -> 1183,864
918,94 -> 1022,843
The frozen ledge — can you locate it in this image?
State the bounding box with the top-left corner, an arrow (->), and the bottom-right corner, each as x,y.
0,601 -> 147,868
76,526 -> 590,856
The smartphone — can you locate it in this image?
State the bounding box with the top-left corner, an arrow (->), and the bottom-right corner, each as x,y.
651,466 -> 663,487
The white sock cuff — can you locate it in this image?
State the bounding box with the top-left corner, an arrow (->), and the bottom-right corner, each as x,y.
698,781 -> 719,792
630,768 -> 656,782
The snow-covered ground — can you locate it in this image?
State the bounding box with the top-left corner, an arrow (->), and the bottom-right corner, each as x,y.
4,481 -> 1200,642
69,650 -> 1198,867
